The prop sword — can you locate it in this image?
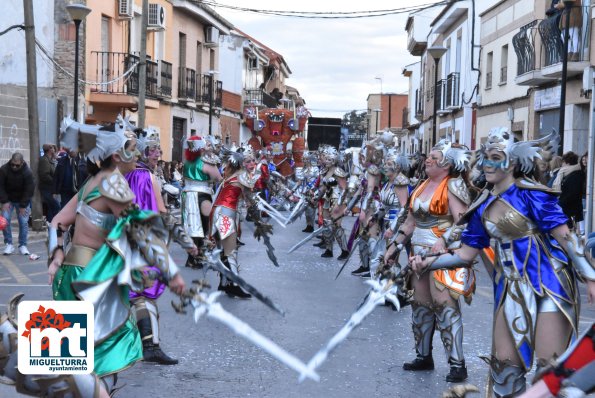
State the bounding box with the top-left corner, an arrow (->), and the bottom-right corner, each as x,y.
298,278 -> 400,382
287,215 -> 346,254
255,195 -> 288,228
204,249 -> 285,315
172,286 -> 319,382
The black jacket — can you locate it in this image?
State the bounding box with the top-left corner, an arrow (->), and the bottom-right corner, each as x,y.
559,169 -> 584,222
53,153 -> 87,195
0,161 -> 35,208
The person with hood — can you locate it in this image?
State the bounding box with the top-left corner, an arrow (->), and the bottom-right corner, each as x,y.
0,152 -> 34,255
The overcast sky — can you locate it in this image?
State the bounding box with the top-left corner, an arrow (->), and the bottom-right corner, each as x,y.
212,1 -> 443,119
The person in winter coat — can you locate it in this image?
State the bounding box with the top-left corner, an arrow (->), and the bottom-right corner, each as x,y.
0,152 -> 35,255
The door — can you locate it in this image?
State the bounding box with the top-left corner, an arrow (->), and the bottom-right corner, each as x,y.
172,117 -> 186,161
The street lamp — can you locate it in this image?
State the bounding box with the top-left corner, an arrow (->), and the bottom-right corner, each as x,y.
370,108 -> 382,140
66,3 -> 92,122
427,46 -> 447,147
375,76 -> 383,94
207,70 -> 219,136
559,0 -> 576,152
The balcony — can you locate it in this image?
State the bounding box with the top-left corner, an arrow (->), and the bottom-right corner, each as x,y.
159,60 -> 172,97
538,6 -> 590,79
436,72 -> 460,113
512,20 -> 552,85
414,88 -> 423,119
243,88 -> 279,108
197,74 -> 223,107
89,51 -> 162,108
178,66 -> 196,101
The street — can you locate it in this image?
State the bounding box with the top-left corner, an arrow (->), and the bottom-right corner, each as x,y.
1,216 -> 594,398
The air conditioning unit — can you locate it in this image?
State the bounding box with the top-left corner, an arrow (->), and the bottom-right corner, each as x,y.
148,3 -> 166,30
118,0 -> 133,19
205,26 -> 219,47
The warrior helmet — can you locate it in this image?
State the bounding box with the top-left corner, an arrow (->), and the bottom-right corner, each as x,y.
432,139 -> 472,173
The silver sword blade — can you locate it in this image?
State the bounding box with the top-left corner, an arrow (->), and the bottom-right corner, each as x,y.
192,293 -> 320,382
255,195 -> 288,226
287,226 -> 329,253
205,249 -> 285,316
285,197 -> 306,225
334,236 -> 362,280
299,279 -> 399,382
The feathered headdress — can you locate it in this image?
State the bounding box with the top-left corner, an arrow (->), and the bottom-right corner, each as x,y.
477,127 -> 559,174
136,127 -> 160,155
432,139 -> 472,173
60,114 -> 136,163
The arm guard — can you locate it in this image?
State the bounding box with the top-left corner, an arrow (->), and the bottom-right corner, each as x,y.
426,252 -> 473,272
129,220 -> 180,281
47,225 -> 61,257
389,207 -> 407,233
161,212 -> 195,251
563,232 -> 595,282
442,224 -> 466,246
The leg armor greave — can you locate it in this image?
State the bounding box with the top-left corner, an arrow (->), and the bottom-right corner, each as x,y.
133,297 -> 160,345
334,225 -> 348,252
368,238 -> 380,277
358,238 -> 370,269
411,302 -> 435,357
484,356 -> 527,398
305,207 -> 315,227
228,249 -> 240,275
323,225 -> 334,251
0,315 -> 102,397
435,303 -> 465,367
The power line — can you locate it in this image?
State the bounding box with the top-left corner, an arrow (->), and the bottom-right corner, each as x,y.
201,1 -> 449,19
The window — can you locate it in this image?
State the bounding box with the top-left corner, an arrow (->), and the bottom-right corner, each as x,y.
500,45 -> 508,85
248,57 -> 258,70
486,51 -> 493,89
196,41 -> 203,75
179,32 -> 186,68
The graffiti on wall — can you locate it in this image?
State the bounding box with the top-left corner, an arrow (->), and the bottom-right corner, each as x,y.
0,123 -> 24,164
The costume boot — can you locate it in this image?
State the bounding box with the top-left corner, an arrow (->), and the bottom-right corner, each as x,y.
134,298 -> 178,365
321,226 -> 334,257
220,251 -> 251,299
403,302 -> 435,371
137,317 -> 178,365
351,238 -> 370,276
435,304 -> 467,382
484,356 -> 526,397
335,226 -> 349,260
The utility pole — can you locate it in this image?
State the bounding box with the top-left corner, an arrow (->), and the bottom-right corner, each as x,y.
138,0 -> 148,128
23,0 -> 43,230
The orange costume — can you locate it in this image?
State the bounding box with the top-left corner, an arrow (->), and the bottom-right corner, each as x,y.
409,177 -> 475,298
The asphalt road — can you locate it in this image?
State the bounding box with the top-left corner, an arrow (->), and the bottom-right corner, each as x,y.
1,216 -> 594,398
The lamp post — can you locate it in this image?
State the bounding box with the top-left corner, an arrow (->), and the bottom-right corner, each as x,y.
559,0 -> 576,152
375,76 -> 383,94
427,46 -> 447,147
66,3 -> 92,122
207,70 -> 218,136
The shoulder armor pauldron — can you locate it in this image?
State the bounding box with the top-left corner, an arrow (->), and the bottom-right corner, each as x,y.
367,165 -> 381,177
202,153 -> 221,165
457,188 -> 490,225
515,177 -> 560,196
394,173 -> 410,186
238,170 -> 260,189
99,171 -> 135,203
447,177 -> 471,206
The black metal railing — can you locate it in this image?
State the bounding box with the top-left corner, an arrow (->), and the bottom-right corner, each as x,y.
435,79 -> 445,111
414,88 -> 423,118
159,60 -> 172,97
500,66 -> 508,83
243,88 -> 278,108
178,66 -> 196,100
445,72 -> 460,108
196,74 -> 223,107
127,55 -> 158,98
538,6 -> 590,67
90,51 -> 166,98
513,19 -> 539,76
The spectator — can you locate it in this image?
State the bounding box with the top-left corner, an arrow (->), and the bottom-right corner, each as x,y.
54,149 -> 87,208
556,151 -> 584,229
547,155 -> 563,187
556,0 -> 583,61
0,153 -> 34,255
170,160 -> 182,190
38,144 -> 60,222
580,152 -> 588,234
534,158 -> 550,185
